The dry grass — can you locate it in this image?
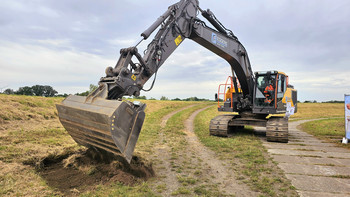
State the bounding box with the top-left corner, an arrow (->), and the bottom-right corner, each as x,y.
0,94 -> 201,196
291,103 -> 343,120
0,161 -> 56,196
0,94 -> 63,123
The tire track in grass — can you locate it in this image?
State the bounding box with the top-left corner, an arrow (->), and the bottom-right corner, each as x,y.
151,104 -> 197,196
183,107 -> 260,196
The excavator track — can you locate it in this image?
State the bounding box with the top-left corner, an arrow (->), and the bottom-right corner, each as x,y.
209,114 -> 236,137
266,117 -> 289,143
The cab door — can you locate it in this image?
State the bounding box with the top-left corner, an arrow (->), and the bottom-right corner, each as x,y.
276,74 -> 287,112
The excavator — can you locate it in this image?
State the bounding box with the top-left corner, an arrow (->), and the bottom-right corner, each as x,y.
56,0 -> 297,163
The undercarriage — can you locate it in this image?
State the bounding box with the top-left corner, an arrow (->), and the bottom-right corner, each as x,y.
209,113 -> 289,143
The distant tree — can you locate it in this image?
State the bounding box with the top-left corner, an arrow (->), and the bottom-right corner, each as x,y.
89,84 -> 98,92
56,93 -> 68,97
76,84 -> 98,96
30,85 -> 57,97
135,95 -> 147,100
76,91 -> 89,96
149,97 -> 157,100
183,97 -> 209,101
184,97 -> 199,101
3,88 -> 14,95
32,85 -> 45,96
42,85 -> 58,97
322,100 -> 344,103
312,100 -> 317,103
160,96 -> 168,100
304,100 -> 311,103
172,98 -> 181,101
16,86 -> 34,96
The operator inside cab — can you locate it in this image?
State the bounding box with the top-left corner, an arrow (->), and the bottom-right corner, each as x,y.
263,77 -> 275,105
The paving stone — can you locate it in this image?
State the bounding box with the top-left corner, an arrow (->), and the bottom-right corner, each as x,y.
285,174 -> 350,193
297,190 -> 348,197
288,142 -> 336,147
263,144 -> 349,153
268,149 -> 350,159
260,119 -> 350,195
271,154 -> 350,166
278,163 -> 350,176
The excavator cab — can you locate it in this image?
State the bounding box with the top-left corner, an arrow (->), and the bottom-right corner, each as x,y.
253,71 -> 297,115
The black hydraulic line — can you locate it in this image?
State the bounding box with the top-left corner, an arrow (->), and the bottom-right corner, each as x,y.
201,9 -> 227,35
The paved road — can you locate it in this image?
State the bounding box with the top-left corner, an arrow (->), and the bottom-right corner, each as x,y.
256,119 -> 350,197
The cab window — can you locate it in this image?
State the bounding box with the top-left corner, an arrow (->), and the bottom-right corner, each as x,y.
277,74 -> 286,101
255,74 -> 276,107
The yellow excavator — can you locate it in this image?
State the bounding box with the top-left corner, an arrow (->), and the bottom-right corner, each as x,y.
56,0 -> 297,163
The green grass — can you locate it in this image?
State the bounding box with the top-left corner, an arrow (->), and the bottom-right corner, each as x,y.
77,101 -> 202,197
194,106 -> 298,196
0,94 -> 208,196
299,118 -> 349,149
152,103 -> 228,196
300,118 -> 344,137
135,101 -> 200,155
81,182 -> 158,197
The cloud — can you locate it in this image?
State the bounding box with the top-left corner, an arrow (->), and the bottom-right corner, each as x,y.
1,0 -> 350,102
0,40 -> 114,94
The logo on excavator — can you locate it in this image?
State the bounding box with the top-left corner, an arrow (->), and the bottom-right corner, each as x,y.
211,32 -> 217,44
131,74 -> 136,81
211,32 -> 227,48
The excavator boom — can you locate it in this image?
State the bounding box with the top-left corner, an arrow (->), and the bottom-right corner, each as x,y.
56,0 -> 295,162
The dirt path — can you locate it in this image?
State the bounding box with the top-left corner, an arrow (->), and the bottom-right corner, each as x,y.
183,107 -> 259,196
257,120 -> 350,196
151,104 -> 197,196
152,105 -> 259,196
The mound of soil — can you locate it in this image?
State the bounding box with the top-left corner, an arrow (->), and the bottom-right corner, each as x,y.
33,148 -> 154,196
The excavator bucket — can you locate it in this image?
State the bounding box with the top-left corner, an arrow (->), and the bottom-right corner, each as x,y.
56,95 -> 146,163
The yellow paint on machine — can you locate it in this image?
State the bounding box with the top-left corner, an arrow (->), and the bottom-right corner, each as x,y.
282,87 -> 296,107
174,35 -> 183,46
131,74 -> 136,81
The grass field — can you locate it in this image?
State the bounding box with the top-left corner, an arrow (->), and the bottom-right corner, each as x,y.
293,103 -> 346,148
194,106 -> 297,196
0,94 -> 346,196
0,94 -> 200,196
291,103 -> 344,120
299,118 -> 348,148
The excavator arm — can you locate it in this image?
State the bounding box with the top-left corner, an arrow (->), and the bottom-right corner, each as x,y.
57,0 -> 256,162
90,0 -> 254,109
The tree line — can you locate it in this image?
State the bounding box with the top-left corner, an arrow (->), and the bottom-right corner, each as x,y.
3,85 -> 58,97
2,84 -> 98,97
135,95 -> 211,101
2,85 -> 345,103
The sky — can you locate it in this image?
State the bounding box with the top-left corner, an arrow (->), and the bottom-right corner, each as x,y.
0,0 -> 349,102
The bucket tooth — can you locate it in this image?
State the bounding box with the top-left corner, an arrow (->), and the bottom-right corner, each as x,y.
56,95 -> 146,163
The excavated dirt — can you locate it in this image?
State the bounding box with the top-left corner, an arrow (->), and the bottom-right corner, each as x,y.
32,148 -> 154,196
